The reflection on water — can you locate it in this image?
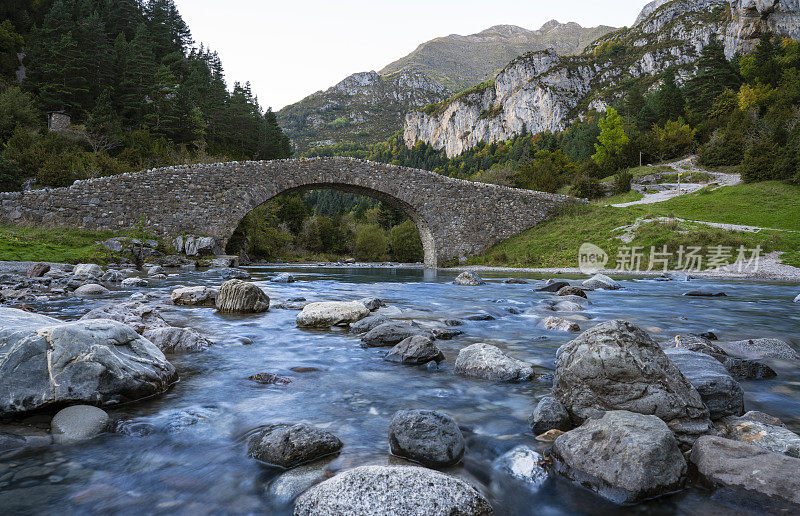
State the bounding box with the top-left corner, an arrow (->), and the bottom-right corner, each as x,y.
2,266 -> 799,515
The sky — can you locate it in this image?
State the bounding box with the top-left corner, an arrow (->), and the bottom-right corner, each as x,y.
175,0 -> 650,111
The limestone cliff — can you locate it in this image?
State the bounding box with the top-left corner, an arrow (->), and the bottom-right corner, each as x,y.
404,0 -> 800,157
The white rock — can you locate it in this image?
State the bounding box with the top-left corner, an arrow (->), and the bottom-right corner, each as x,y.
74,283 -> 109,296
171,286 -> 218,307
543,316 -> 580,332
72,263 -> 103,279
493,445 -> 548,487
51,405 -> 109,441
296,301 -> 370,328
121,277 -> 147,287
582,274 -> 620,290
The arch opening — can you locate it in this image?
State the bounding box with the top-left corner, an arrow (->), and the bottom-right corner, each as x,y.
224,183 -> 437,267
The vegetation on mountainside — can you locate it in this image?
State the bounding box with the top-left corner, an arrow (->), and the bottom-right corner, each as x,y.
0,0 -> 291,192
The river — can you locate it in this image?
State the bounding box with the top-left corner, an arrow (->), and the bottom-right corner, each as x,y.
2,266 -> 799,515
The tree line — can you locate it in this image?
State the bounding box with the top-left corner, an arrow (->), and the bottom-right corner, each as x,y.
0,0 -> 290,192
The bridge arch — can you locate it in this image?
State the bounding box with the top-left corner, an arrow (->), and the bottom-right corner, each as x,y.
0,157 -> 580,267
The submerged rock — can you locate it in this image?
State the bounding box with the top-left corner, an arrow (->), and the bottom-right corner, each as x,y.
361,321 -> 422,347
453,271 -> 485,286
543,316 -> 580,332
294,465 -> 493,516
388,409 -> 465,468
171,286 -> 218,307
296,301 -> 370,328
349,315 -> 390,334
454,343 -> 535,382
716,338 -> 799,361
664,348 -> 744,420
552,410 -> 687,504
247,423 -> 342,468
384,335 -> 443,365
51,405 -> 109,441
691,436 -> 800,508
271,272 -> 295,283
248,372 -> 292,385
0,308 -> 175,415
553,320 -> 710,445
528,397 -> 571,435
536,280 -> 570,292
216,279 -> 269,313
143,326 -> 213,353
358,297 -> 385,310
492,445 -> 547,487
81,302 -> 170,334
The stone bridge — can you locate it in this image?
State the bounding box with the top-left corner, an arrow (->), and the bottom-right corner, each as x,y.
0,157 -> 579,267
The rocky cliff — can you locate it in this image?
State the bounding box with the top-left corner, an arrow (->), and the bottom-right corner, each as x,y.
278,21 -> 616,154
404,0 -> 800,157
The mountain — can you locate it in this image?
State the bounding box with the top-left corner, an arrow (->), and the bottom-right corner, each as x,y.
380,22 -> 617,94
277,21 -> 616,154
404,0 -> 800,157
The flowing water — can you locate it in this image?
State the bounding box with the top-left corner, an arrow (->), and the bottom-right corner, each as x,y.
2,266 -> 799,515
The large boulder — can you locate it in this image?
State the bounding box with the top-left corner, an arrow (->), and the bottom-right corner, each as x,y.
453,271 -> 485,286
717,416 -> 800,458
361,321 -> 423,348
216,279 -> 269,313
581,274 -> 620,290
81,302 -> 170,334
246,423 -> 342,468
553,320 -> 711,444
0,308 -> 175,415
388,410 -> 465,468
691,436 -> 800,508
384,335 -> 444,365
551,410 -> 687,504
454,343 -> 535,382
171,286 -> 218,307
51,405 -> 109,441
72,263 -> 103,279
294,465 -> 493,516
664,348 -> 744,420
296,301 -> 370,328
716,338 -> 799,361
143,327 -> 213,353
528,397 -> 571,435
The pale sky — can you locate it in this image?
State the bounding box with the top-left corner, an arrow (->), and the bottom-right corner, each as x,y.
175,0 -> 650,111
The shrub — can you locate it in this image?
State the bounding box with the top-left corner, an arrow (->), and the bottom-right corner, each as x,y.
697,129 -> 745,167
570,176 -> 605,199
389,220 -> 423,262
613,170 -> 633,194
354,224 -> 388,262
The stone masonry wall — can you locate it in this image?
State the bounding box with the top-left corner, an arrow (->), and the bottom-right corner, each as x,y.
0,157 -> 580,267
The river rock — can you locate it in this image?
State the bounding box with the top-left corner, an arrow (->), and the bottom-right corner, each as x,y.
27,263 -> 50,278
121,277 -> 147,287
246,423 -> 342,468
551,410 -> 687,504
663,333 -> 728,356
216,279 -> 269,313
81,302 -> 170,334
721,356 -> 777,380
683,290 -> 727,297
738,410 -> 786,427
101,270 -> 126,283
271,272 -> 295,283
794,293 -> 800,303
389,409 -> 465,468
357,297 -> 384,310
557,286 -> 586,298
0,308 -> 176,415
147,265 -> 165,276
73,263 -> 103,279
542,316 -> 580,332
361,321 -> 422,347
717,417 -> 800,457
492,445 -> 547,487
504,278 -> 528,284
384,335 -> 443,365
349,315 -> 389,334
552,300 -> 583,312
663,348 -> 744,420
74,283 -> 109,296
454,343 -> 535,382
431,327 -> 463,339
297,301 -> 370,328
581,274 -> 620,290
143,326 -> 213,353
248,372 -> 292,385
218,267 -> 251,280
691,436 -> 800,508
454,271 -> 485,286
51,405 -> 109,441
293,465 -> 493,516
553,320 -> 710,444
716,338 -> 799,361
171,286 -> 218,307
267,459 -> 329,505
536,280 -> 570,292
528,397 -> 571,434
664,334 -> 776,380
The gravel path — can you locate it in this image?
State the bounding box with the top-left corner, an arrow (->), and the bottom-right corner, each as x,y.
612,157 -> 741,207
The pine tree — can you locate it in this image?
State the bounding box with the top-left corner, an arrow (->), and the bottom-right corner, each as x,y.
653,67 -> 685,123
0,20 -> 24,78
684,37 -> 741,119
104,0 -> 142,41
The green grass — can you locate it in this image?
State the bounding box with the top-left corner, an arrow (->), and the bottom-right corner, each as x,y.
600,165 -> 672,184
466,189 -> 800,269
648,181 -> 800,231
0,224 -> 149,264
594,191 -> 644,205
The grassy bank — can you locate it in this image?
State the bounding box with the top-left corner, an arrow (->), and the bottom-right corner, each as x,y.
467,181 -> 800,269
0,224 -> 152,264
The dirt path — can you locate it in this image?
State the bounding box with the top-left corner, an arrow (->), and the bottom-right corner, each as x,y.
612,157 -> 741,207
